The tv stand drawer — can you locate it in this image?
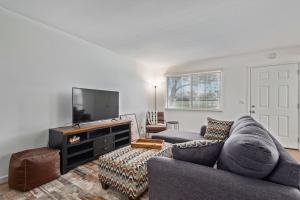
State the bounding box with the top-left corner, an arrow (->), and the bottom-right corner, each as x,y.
94,135 -> 114,147
94,143 -> 114,156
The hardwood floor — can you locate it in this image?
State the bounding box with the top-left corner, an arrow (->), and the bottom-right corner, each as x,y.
0,183 -> 9,194
287,149 -> 300,162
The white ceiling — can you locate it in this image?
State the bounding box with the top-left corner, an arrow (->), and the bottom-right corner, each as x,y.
1,0 -> 300,67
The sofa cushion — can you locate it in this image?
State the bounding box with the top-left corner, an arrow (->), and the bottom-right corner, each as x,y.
204,117 -> 233,140
152,130 -> 203,144
267,133 -> 300,189
172,140 -> 224,167
229,115 -> 265,136
218,116 -> 279,179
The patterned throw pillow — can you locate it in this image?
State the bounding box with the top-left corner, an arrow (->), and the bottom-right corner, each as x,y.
204,117 -> 234,140
147,112 -> 157,125
172,140 -> 224,167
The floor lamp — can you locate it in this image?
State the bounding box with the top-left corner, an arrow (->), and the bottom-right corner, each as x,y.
154,85 -> 157,113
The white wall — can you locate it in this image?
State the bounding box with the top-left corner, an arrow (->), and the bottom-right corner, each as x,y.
160,47 -> 300,132
0,8 -> 150,180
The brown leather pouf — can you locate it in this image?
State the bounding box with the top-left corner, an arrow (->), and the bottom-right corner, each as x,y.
8,147 -> 60,191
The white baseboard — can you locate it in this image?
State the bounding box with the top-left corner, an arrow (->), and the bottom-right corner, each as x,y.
0,175 -> 8,184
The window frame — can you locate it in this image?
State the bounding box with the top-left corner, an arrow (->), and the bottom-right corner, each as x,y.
166,70 -> 223,112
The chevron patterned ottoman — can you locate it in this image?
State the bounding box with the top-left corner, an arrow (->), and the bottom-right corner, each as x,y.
98,143 -> 172,199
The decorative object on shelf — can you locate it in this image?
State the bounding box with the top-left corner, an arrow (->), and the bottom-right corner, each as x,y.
131,139 -> 165,150
120,113 -> 140,142
68,135 -> 80,144
166,121 -> 179,130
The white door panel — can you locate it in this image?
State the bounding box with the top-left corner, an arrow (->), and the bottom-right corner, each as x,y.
250,64 -> 299,149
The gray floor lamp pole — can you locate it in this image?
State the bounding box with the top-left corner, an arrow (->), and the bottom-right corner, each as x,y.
154,85 -> 157,113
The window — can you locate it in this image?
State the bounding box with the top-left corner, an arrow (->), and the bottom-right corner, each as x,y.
167,71 -> 222,110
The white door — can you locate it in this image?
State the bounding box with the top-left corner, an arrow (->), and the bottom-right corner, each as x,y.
250,63 -> 299,149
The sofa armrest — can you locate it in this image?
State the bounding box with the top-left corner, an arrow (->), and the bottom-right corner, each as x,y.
147,157 -> 300,200
200,125 -> 207,136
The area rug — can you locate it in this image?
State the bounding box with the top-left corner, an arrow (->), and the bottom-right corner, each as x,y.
0,160 -> 149,200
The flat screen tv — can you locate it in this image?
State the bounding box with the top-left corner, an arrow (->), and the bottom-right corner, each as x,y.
72,87 -> 119,124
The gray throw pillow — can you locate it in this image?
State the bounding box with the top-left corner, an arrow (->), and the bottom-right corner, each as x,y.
218,116 -> 279,179
172,140 -> 224,167
204,117 -> 233,140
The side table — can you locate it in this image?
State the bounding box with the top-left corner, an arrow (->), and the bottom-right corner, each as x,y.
166,121 -> 179,130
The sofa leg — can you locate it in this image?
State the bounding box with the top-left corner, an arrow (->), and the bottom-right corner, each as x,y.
101,182 -> 109,190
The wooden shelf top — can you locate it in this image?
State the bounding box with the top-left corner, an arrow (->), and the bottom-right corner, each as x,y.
50,119 -> 131,135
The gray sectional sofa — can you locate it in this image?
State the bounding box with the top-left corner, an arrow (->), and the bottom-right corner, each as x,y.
148,116 -> 300,200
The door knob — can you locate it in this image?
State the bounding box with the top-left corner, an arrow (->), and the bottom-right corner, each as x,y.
251,105 -> 255,108
250,110 -> 255,114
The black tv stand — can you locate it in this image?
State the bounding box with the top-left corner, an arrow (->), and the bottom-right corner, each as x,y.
49,120 -> 131,174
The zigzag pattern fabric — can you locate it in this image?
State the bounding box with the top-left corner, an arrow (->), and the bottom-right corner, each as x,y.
98,144 -> 172,199
175,139 -> 222,149
204,117 -> 234,140
147,111 -> 157,125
